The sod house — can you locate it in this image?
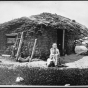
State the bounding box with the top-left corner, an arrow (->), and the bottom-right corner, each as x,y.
0,12 -> 88,59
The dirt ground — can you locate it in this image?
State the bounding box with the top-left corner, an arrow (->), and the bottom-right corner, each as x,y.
0,54 -> 86,69
0,56 -> 47,70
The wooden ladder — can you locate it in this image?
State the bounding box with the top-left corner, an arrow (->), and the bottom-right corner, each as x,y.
12,31 -> 37,62
15,32 -> 24,61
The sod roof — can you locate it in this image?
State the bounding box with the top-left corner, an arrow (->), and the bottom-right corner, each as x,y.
0,12 -> 88,37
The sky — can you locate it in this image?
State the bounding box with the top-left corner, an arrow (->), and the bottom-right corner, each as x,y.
0,1 -> 88,27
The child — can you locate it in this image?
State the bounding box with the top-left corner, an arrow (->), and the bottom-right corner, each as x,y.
47,43 -> 60,67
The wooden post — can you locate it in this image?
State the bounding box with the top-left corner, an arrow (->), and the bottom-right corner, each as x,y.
62,29 -> 65,55
30,39 -> 37,61
14,34 -> 18,47
16,32 -> 24,61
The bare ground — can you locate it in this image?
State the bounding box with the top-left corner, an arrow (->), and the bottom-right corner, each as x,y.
0,56 -> 47,70
0,54 -> 86,69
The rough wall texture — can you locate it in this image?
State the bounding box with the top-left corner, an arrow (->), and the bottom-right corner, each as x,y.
0,31 -> 7,53
0,26 -> 86,58
22,28 -> 57,59
64,30 -> 84,55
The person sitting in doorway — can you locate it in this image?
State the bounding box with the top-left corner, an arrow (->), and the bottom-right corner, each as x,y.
47,43 -> 60,67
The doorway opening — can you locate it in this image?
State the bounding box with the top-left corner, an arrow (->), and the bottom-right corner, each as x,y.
57,29 -> 63,56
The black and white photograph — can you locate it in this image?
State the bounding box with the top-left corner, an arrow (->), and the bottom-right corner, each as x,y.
0,1 -> 88,87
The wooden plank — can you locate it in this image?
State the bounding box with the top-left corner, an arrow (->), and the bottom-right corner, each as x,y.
14,34 -> 18,47
62,29 -> 65,55
16,32 -> 24,61
30,39 -> 37,61
11,34 -> 18,58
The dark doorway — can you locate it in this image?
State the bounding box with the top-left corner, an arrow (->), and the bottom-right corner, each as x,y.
57,29 -> 63,56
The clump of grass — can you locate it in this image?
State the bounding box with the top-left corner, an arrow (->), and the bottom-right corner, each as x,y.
0,67 -> 19,85
16,66 -> 88,85
0,65 -> 88,85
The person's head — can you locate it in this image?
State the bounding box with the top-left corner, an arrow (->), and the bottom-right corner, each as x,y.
52,43 -> 57,49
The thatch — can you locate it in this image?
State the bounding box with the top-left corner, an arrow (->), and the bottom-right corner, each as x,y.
0,12 -> 88,57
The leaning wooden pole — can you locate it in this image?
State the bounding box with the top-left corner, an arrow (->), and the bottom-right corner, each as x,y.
62,29 -> 65,55
30,39 -> 37,61
16,32 -> 24,61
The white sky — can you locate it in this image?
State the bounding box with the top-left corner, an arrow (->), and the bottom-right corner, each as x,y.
0,1 -> 88,27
